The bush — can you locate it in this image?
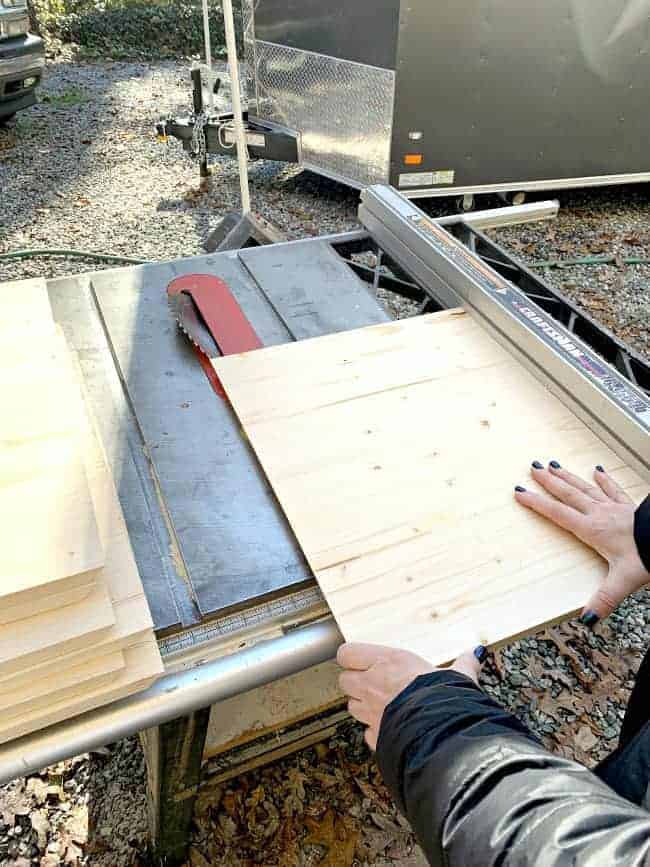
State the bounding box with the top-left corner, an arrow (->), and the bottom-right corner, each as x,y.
42,0 -> 242,59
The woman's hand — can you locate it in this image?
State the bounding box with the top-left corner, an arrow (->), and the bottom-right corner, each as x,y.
515,461 -> 649,624
337,643 -> 486,750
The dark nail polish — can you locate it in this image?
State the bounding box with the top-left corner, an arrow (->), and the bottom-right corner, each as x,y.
515,485 -> 526,493
580,610 -> 600,628
549,460 -> 561,469
532,460 -> 544,469
474,645 -> 488,664
596,465 -> 605,473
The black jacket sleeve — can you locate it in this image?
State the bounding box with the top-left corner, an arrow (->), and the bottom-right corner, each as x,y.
376,671 -> 650,867
635,495 -> 650,573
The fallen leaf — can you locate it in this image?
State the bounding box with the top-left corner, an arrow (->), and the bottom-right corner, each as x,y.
575,725 -> 598,752
362,828 -> 394,858
489,649 -> 507,681
303,811 -> 358,867
369,812 -> 406,835
31,809 -> 49,849
311,771 -> 339,789
189,846 -> 210,867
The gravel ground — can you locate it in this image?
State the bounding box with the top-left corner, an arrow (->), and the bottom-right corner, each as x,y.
488,190 -> 650,360
0,57 -> 649,867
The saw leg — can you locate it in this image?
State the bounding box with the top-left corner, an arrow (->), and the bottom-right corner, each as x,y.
141,708 -> 211,866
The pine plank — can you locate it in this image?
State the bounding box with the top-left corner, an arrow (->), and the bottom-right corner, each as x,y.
0,597 -> 150,685
0,580 -> 94,626
0,278 -> 55,338
0,649 -> 124,716
0,348 -> 162,743
0,442 -> 104,606
214,311 -> 647,665
0,329 -> 104,615
0,580 -> 115,678
0,641 -> 161,744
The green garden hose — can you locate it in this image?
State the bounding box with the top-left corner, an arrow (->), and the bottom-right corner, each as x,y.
1,247 -> 649,273
0,248 -> 149,265
531,254 -> 650,269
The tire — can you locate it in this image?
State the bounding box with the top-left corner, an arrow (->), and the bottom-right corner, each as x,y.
455,194 -> 475,213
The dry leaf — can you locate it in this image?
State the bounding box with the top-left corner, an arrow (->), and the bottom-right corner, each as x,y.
311,771 -> 339,789
304,811 -> 358,867
31,809 -> 49,850
189,847 -> 211,867
362,828 -> 394,858
575,725 -> 598,752
548,630 -> 593,688
284,767 -> 308,816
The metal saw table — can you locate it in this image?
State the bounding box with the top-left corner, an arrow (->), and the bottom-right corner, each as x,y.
0,189 -> 648,866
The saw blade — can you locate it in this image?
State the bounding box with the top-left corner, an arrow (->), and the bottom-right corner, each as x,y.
167,292 -> 220,358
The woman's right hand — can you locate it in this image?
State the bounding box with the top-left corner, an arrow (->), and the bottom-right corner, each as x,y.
515,461 -> 649,624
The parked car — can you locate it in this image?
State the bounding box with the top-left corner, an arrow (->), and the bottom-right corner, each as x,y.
0,0 -> 44,123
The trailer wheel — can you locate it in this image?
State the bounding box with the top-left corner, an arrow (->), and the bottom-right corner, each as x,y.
498,191 -> 527,206
455,194 -> 475,213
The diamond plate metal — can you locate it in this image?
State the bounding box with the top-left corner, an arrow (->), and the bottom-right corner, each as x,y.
241,0 -> 258,109
254,41 -> 394,186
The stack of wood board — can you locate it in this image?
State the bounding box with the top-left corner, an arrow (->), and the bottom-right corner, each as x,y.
214,309 -> 647,666
0,278 -> 163,744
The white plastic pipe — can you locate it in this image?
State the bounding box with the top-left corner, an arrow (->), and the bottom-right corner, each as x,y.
201,0 -> 215,112
222,0 -> 251,213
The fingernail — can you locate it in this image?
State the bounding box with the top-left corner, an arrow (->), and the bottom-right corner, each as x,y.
474,645 -> 488,664
580,610 -> 600,628
549,460 -> 561,469
515,485 -> 526,493
596,465 -> 605,473
532,460 -> 544,469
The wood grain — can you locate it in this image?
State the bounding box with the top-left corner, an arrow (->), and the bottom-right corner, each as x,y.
0,580 -> 94,627
0,328 -> 103,614
0,641 -> 161,744
0,340 -> 162,741
0,649 -> 124,716
0,580 -> 115,678
0,278 -> 55,338
215,311 -> 647,664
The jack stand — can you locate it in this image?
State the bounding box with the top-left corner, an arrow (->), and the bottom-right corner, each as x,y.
205,211 -> 286,252
202,0 -> 285,252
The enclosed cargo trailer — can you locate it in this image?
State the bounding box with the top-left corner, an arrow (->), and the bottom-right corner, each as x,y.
163,0 -> 650,200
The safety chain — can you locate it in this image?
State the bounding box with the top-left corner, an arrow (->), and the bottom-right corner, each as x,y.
190,110 -> 208,163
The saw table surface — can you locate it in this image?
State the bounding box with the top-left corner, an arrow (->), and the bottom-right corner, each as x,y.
45,238 -> 388,634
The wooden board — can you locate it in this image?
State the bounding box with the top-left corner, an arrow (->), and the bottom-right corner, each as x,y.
0,443 -> 104,606
0,641 -> 161,744
0,278 -> 56,338
0,649 -> 124,717
0,348 -> 162,743
0,580 -> 94,627
0,581 -> 115,678
214,311 -> 648,664
0,329 -> 104,614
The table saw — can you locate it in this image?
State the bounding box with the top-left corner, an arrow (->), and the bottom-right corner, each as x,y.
0,187 -> 647,865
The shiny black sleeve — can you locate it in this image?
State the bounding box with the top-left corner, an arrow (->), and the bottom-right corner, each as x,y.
635,495 -> 650,573
376,671 -> 650,867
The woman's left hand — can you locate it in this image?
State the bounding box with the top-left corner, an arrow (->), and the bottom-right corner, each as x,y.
337,643 -> 486,750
